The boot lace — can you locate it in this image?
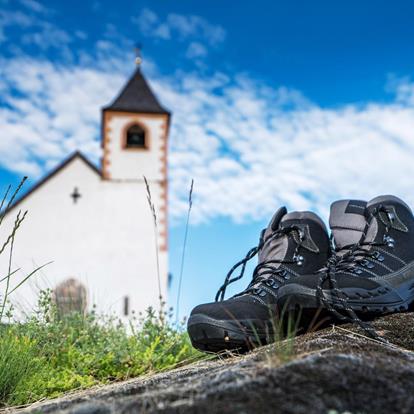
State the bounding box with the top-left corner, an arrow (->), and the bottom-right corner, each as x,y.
317,205 -> 395,342
215,226 -> 305,302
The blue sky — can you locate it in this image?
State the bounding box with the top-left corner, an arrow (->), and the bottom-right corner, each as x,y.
1,0 -> 414,319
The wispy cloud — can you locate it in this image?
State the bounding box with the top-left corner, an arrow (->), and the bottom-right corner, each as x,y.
0,56 -> 124,176
1,49 -> 414,224
134,8 -> 226,48
19,0 -> 49,14
0,1 -> 89,61
22,21 -> 72,51
0,3 -> 72,59
2,5 -> 414,225
186,42 -> 208,59
0,9 -> 34,43
160,74 -> 414,223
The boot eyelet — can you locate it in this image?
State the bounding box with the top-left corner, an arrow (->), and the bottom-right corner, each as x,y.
371,251 -> 384,262
297,228 -> 305,241
361,259 -> 374,269
294,255 -> 304,266
354,268 -> 363,275
383,235 -> 395,248
265,278 -> 276,287
387,211 -> 395,221
254,288 -> 266,297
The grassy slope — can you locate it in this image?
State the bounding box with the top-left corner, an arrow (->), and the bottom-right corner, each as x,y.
0,290 -> 202,407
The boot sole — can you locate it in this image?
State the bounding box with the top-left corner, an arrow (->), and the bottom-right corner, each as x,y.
187,314 -> 275,352
278,282 -> 414,315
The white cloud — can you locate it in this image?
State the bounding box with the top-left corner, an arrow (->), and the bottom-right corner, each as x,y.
1,49 -> 414,225
153,73 -> 414,224
0,9 -> 34,41
0,6 -> 72,57
391,76 -> 414,106
134,8 -> 225,46
0,56 -> 125,176
22,21 -> 72,51
74,30 -> 87,40
19,0 -> 49,14
135,8 -> 159,36
167,13 -> 225,45
186,42 -> 208,59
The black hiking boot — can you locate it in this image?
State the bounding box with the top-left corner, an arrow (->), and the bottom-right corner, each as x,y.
187,207 -> 330,352
278,196 -> 414,339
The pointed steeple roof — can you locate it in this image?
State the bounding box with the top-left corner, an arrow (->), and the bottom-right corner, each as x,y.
104,68 -> 169,115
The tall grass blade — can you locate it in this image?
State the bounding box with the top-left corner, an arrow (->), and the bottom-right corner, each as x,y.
0,224 -> 15,321
7,262 -> 52,296
0,177 -> 27,227
0,210 -> 27,257
0,179 -> 47,323
143,176 -> 162,310
0,268 -> 20,284
175,179 -> 194,323
0,210 -> 27,320
0,185 -> 11,213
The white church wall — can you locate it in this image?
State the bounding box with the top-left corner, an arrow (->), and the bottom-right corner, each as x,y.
0,156 -> 168,320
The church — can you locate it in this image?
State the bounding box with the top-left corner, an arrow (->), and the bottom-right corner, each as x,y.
1,64 -> 170,319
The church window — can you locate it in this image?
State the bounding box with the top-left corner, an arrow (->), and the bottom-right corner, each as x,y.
52,278 -> 87,318
126,124 -> 146,148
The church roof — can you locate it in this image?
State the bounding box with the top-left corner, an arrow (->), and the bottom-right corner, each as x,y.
103,68 -> 170,115
6,152 -> 100,214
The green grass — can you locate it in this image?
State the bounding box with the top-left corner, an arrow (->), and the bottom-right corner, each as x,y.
0,290 -> 203,408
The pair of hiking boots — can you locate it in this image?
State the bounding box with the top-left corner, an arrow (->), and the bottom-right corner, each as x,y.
187,195 -> 414,352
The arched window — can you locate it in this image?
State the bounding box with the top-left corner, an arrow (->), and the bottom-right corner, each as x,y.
53,278 -> 88,317
126,124 -> 146,148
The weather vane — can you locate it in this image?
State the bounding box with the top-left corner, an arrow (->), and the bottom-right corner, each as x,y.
134,43 -> 143,66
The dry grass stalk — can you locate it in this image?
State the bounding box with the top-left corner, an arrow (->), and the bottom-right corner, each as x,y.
175,179 -> 194,323
143,176 -> 162,310
0,177 -> 50,321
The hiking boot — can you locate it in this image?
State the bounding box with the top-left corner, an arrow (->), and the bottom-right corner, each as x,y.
187,207 -> 330,352
278,196 -> 414,331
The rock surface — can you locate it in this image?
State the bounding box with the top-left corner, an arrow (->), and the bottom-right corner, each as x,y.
13,313 -> 414,414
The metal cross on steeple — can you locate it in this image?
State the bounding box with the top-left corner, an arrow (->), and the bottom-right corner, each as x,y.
70,187 -> 82,204
134,42 -> 143,66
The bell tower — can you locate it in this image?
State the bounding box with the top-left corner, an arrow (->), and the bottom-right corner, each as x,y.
101,60 -> 170,252
101,66 -> 170,182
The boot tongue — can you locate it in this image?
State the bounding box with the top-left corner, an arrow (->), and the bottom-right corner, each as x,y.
329,199 -> 368,249
258,209 -> 325,263
330,196 -> 411,249
280,210 -> 326,229
364,195 -> 411,242
258,207 -> 288,263
366,195 -> 411,213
